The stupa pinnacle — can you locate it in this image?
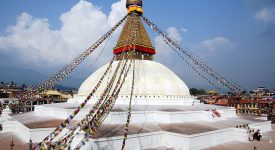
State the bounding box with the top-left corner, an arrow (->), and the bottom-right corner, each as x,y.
126,0 -> 143,14
113,0 -> 156,60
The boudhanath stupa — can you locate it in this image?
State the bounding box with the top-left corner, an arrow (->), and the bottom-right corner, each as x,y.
0,0 -> 272,150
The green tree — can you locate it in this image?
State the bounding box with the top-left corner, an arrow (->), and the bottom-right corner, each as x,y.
190,88 -> 206,96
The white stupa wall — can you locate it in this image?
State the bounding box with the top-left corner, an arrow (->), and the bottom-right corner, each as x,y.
67,95 -> 200,106
79,121 -> 272,150
34,105 -> 237,124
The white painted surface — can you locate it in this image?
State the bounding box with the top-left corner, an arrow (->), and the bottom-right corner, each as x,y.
34,105 -> 237,123
67,95 -> 201,106
80,124 -> 271,150
1,107 -> 272,150
77,60 -> 191,97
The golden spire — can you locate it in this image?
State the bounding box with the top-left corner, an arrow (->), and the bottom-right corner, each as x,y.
126,0 -> 143,15
113,0 -> 155,60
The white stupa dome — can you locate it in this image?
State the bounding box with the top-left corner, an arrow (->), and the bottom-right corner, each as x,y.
68,8 -> 198,105
78,60 -> 190,97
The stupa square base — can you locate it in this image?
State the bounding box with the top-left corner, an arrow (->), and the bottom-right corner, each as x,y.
81,121 -> 271,150
0,103 -> 272,149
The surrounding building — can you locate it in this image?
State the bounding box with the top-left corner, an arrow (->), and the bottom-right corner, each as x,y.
0,82 -> 73,112
41,90 -> 72,103
198,88 -> 275,122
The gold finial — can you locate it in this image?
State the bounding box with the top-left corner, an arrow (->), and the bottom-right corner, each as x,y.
126,0 -> 143,15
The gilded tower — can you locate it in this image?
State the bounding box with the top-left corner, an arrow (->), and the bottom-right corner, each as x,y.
113,0 -> 156,60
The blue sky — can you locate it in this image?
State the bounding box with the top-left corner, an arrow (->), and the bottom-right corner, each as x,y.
0,0 -> 274,91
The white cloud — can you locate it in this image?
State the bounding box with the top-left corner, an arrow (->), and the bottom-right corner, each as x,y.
0,0 -> 127,69
198,36 -> 235,54
254,7 -> 275,23
153,28 -> 234,60
180,27 -> 188,33
154,27 -> 183,62
152,27 -> 204,88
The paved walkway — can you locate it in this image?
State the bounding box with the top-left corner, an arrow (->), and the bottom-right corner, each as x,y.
0,132 -> 28,150
205,124 -> 275,150
1,125 -> 274,150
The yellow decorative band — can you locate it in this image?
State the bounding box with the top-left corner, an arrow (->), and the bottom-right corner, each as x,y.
114,44 -> 154,50
128,5 -> 143,14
